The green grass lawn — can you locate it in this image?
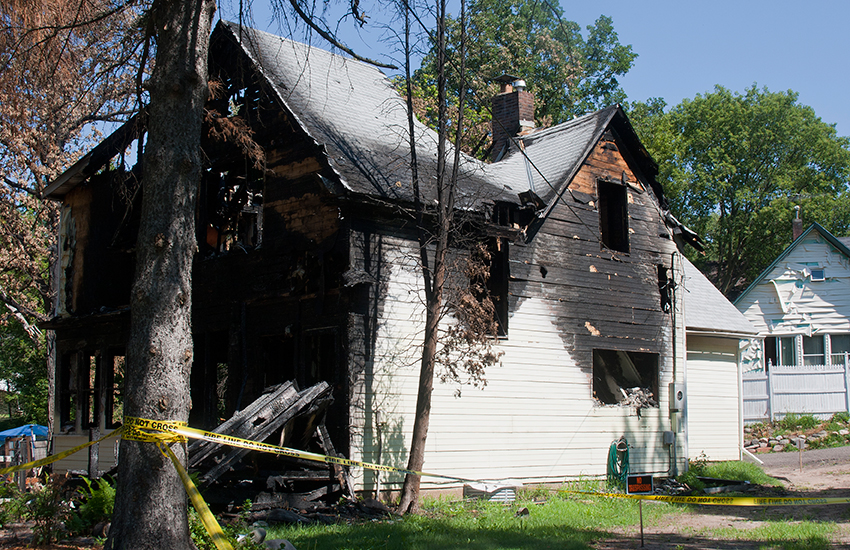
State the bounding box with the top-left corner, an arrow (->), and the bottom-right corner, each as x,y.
265,487 -> 666,550
251,470 -> 842,550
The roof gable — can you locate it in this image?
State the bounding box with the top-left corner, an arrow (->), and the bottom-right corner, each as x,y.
734,222 -> 850,305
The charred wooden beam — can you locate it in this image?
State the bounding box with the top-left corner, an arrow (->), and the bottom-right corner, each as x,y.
190,380 -> 332,487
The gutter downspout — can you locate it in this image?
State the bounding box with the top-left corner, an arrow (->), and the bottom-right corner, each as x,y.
737,339 -> 745,461
672,251 -> 686,476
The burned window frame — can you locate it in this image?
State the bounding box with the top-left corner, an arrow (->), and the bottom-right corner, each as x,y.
57,349 -> 125,433
597,179 -> 629,254
592,349 -> 659,407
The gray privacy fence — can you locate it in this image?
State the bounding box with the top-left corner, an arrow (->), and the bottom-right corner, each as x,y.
743,359 -> 850,424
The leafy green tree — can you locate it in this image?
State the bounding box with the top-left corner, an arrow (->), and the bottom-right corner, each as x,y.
406,0 -> 636,156
0,323 -> 48,425
629,85 -> 850,297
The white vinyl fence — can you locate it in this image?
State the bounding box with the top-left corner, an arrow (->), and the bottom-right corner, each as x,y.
743,359 -> 850,424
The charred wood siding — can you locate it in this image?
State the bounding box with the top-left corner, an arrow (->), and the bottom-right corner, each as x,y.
512,136 -> 676,377
59,172 -> 136,316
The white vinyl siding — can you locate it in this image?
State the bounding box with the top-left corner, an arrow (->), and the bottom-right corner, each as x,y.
737,233 -> 850,340
349,236 -> 683,492
685,336 -> 741,462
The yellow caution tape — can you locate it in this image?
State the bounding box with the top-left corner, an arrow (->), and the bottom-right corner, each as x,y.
0,427 -> 122,475
157,442 -> 233,550
124,416 -> 476,483
571,490 -> 850,506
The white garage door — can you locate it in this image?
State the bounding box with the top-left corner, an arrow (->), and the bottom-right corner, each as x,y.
686,336 -> 741,462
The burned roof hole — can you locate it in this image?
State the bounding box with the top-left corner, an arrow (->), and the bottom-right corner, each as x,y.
253,417 -> 266,426
540,265 -> 548,278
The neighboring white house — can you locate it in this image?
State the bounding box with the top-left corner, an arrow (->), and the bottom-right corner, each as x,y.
735,223 -> 850,421
682,258 -> 759,461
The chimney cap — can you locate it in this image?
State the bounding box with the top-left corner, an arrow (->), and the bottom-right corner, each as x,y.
494,74 -> 520,83
495,74 -> 524,94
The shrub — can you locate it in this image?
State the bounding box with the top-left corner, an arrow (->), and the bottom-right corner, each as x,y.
18,475 -> 73,545
775,413 -> 819,431
831,411 -> 850,423
72,476 -> 115,532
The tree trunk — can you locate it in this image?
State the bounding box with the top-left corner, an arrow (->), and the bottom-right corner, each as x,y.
397,0 -> 455,514
106,0 -> 215,548
396,276 -> 443,513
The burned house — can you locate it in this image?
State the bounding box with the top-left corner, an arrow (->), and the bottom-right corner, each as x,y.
43,21 -> 703,491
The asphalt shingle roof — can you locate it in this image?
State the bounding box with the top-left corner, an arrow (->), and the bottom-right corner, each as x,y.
221,21 -> 514,209
683,257 -> 757,336
47,21 -> 666,223
220,22 -> 629,212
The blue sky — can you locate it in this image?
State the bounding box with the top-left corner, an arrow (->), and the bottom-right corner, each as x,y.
234,0 -> 849,137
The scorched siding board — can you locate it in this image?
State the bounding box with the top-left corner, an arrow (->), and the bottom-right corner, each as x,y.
352,258 -> 679,490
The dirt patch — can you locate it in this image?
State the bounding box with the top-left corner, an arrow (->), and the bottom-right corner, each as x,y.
0,524 -> 99,550
593,449 -> 850,549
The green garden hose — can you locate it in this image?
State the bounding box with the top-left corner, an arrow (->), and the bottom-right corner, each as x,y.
607,436 -> 629,486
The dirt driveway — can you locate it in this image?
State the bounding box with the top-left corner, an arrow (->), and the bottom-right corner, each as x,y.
594,447 -> 850,549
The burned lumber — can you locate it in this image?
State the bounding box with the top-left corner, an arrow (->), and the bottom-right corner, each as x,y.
189,380 -> 332,487
317,424 -> 356,501
189,381 -> 299,465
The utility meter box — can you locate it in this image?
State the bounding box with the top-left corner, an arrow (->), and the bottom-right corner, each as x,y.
669,382 -> 685,412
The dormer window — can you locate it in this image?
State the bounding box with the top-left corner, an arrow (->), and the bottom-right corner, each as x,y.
597,179 -> 629,253
810,269 -> 825,282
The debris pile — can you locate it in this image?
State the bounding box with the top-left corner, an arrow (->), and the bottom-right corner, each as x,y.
189,381 -> 356,512
620,387 -> 657,417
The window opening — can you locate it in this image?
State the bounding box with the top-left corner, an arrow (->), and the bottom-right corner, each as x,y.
111,355 -> 124,427
303,331 -> 337,387
592,349 -> 658,409
657,264 -> 672,313
201,170 -> 264,254
766,336 -> 798,368
810,269 -> 825,281
597,180 -> 629,253
831,334 -> 850,365
58,350 -> 125,432
480,238 -> 509,336
803,335 -> 825,366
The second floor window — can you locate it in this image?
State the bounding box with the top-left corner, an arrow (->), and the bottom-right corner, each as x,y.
597,180 -> 629,253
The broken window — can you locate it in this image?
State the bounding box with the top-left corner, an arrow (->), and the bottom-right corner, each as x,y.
592,349 -> 658,407
199,169 -> 264,254
597,179 -> 629,253
657,264 -> 672,313
199,77 -> 269,256
58,349 -> 124,433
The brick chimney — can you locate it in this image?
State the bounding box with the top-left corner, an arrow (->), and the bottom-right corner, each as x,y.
491,74 -> 535,162
792,205 -> 803,242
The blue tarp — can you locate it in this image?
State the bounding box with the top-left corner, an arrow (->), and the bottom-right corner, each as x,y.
0,424 -> 48,440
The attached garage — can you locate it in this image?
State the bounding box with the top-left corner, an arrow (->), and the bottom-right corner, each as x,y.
686,336 -> 743,461
682,259 -> 759,462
